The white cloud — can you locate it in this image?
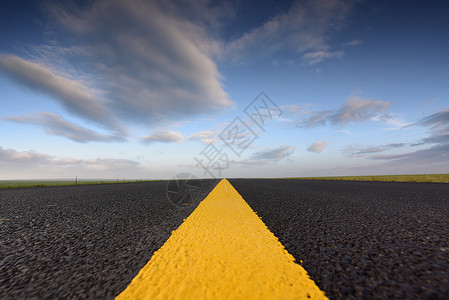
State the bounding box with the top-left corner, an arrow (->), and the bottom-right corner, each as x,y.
417,107 -> 449,135
0,0 -> 233,137
332,96 -> 391,124
302,50 -> 344,65
297,95 -> 392,128
236,145 -> 294,166
368,107 -> 449,165
4,112 -> 124,143
307,141 -> 328,153
188,130 -> 216,144
0,147 -> 52,164
342,107 -> 449,166
0,54 -> 120,132
341,39 -> 362,47
140,130 -> 184,144
381,117 -> 411,130
298,110 -> 334,128
226,0 -> 357,62
77,158 -> 139,171
372,143 -> 449,165
50,0 -> 233,124
345,145 -> 386,156
337,129 -> 354,136
280,104 -> 311,116
0,146 -> 139,171
251,145 -> 294,160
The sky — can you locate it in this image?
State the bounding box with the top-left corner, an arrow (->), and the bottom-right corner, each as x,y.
0,0 -> 448,180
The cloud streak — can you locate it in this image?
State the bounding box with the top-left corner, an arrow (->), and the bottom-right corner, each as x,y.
302,50 -> 344,65
0,146 -> 139,171
226,0 -> 357,62
372,143 -> 449,165
140,130 -> 183,144
0,0 -> 233,140
51,0 -> 232,124
188,130 -> 216,144
344,143 -> 407,157
341,39 -> 362,47
307,141 -> 328,153
297,95 -> 391,128
416,107 -> 449,135
0,147 -> 51,164
346,107 -> 449,166
236,145 -> 294,166
0,54 -> 120,131
5,112 -> 124,143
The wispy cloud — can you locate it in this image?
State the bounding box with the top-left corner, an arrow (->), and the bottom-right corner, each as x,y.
381,117 -> 411,130
337,129 -> 354,136
71,158 -> 140,171
341,39 -> 362,47
251,145 -> 294,160
0,146 -> 139,171
51,0 -> 232,123
423,134 -> 449,144
0,0 -> 233,137
307,141 -> 328,153
372,143 -> 449,165
346,107 -> 449,166
416,107 -> 449,135
280,104 -> 311,116
140,130 -> 183,144
299,110 -> 334,128
332,96 -> 391,124
407,107 -> 449,146
236,145 -> 294,166
344,143 -> 407,157
188,130 -> 216,144
297,95 -> 391,128
0,54 -> 121,132
302,50 -> 344,65
4,112 -> 124,143
0,147 -> 51,164
226,0 -> 357,62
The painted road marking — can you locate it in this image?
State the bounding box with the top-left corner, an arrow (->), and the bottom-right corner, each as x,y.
117,179 -> 327,299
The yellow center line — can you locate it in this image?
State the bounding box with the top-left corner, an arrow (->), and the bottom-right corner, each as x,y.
117,179 -> 327,299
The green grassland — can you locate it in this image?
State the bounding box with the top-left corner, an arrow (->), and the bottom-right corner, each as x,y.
290,174 -> 449,183
0,179 -> 153,189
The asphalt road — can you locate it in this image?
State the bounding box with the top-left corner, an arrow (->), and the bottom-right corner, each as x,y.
229,179 -> 449,299
0,180 -> 216,299
1,179 -> 448,299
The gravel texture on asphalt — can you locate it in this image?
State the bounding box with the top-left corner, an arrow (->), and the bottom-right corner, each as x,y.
229,179 -> 449,300
0,180 -> 216,299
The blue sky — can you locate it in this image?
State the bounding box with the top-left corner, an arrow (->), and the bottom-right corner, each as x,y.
0,0 -> 448,180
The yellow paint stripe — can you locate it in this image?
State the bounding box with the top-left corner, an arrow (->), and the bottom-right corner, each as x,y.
117,179 -> 327,299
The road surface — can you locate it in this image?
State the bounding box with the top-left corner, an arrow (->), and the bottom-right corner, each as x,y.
1,179 -> 448,299
230,179 -> 449,299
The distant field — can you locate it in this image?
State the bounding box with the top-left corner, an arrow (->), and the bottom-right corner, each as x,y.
2,174 -> 449,189
290,174 -> 449,183
0,179 -> 153,189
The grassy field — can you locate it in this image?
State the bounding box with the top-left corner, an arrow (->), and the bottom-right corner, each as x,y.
290,174 -> 449,183
0,179 -> 154,189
